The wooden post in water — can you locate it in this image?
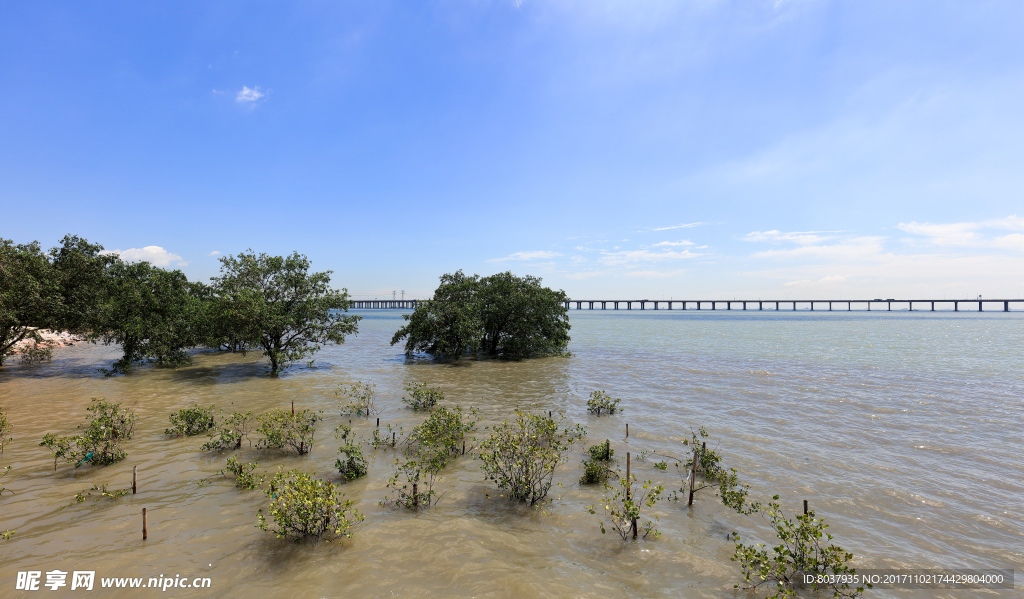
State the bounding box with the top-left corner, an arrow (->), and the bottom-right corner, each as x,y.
548,410 -> 552,418
413,483 -> 418,508
605,439 -> 610,460
142,508 -> 148,540
376,418 -> 379,428
622,452 -> 630,495
687,445 -> 698,506
803,500 -> 808,516
291,400 -> 294,415
392,431 -> 396,446
462,439 -> 466,455
132,466 -> 137,494
626,423 -> 629,438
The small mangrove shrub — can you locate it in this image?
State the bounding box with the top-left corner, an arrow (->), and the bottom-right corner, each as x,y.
165,404 -> 216,437
66,483 -> 131,507
382,405 -> 476,508
586,390 -> 622,415
401,382 -> 443,410
479,410 -> 585,505
0,408 -> 11,454
369,424 -> 403,449
18,343 -> 53,364
382,458 -> 439,508
258,469 -> 363,545
669,427 -> 753,513
589,473 -> 664,541
337,381 -> 380,416
334,425 -> 368,481
38,398 -> 136,468
222,455 -> 264,490
0,465 -> 10,496
256,409 -> 322,455
202,411 -> 255,451
580,441 -> 615,485
730,496 -> 867,599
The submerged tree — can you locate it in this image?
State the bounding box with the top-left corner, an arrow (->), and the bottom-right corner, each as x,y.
210,251 -> 360,375
391,270 -> 570,360
94,260 -> 207,373
0,239 -> 57,364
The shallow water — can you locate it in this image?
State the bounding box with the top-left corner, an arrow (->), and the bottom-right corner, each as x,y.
1,310 -> 1021,598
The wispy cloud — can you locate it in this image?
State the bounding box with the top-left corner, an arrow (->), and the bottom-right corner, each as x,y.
101,246 -> 187,268
897,215 -> 1024,250
744,230 -> 840,245
488,250 -> 562,262
652,240 -> 695,247
236,85 -> 265,103
599,248 -> 701,265
621,269 -> 688,279
649,222 -> 704,231
208,251 -> 221,257
751,237 -> 885,261
783,275 -> 849,287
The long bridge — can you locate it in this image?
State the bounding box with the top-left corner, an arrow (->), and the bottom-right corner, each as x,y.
348,298 -> 1023,311
560,299 -> 1023,312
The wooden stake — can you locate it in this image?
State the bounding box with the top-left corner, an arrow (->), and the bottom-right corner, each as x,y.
132,466 -> 137,494
291,400 -> 294,415
142,508 -> 148,540
626,452 -> 631,500
626,423 -> 629,437
462,440 -> 466,455
605,439 -> 610,460
626,452 -> 636,539
803,500 -> 808,516
548,410 -> 552,418
376,418 -> 380,428
413,483 -> 418,508
687,446 -> 698,506
392,431 -> 396,445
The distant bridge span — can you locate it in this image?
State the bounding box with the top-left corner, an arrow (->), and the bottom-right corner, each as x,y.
348,298 -> 1023,312
559,299 -> 1023,312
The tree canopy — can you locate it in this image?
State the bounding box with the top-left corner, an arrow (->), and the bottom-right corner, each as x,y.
391,270 -> 570,360
210,250 -> 360,375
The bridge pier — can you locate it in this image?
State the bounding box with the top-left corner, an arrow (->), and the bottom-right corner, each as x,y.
979,301 -> 983,312
931,301 -> 934,311
1005,301 -> 1010,312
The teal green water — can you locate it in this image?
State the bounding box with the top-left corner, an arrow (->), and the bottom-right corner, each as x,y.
0,310 -> 1020,597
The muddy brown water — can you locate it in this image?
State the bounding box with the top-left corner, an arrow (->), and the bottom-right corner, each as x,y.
1,311 -> 1021,598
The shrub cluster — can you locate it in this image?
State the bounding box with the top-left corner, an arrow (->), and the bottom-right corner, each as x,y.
258,469 -> 363,545
39,398 -> 136,468
165,404 -> 216,437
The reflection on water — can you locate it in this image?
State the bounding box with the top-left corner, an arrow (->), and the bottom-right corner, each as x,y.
1,310 -> 1022,598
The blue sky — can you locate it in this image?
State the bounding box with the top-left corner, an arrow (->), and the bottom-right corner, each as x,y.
3,1 -> 1023,300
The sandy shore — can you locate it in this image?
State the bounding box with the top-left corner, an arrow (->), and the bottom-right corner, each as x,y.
11,329 -> 86,351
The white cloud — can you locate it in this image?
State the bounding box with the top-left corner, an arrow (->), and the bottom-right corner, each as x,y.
898,215 -> 1024,250
102,246 -> 186,268
488,250 -> 562,262
599,248 -> 701,265
744,230 -> 839,245
208,251 -> 221,256
236,86 -> 265,103
652,240 -> 695,247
